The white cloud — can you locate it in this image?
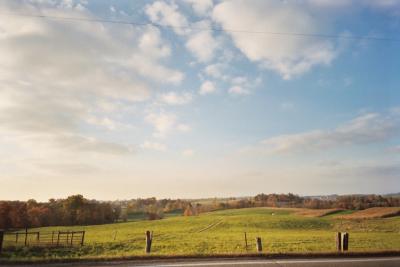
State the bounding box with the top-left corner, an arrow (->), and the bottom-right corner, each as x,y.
185,0 -> 214,16
145,1 -> 189,35
5,133 -> 133,156
186,30 -> 219,62
159,91 -> 193,105
306,0 -> 352,8
306,0 -> 400,10
0,2 -> 182,157
139,26 -> 171,59
108,26 -> 184,84
228,75 -> 260,96
113,53 -> 184,85
145,111 -> 177,138
231,76 -> 248,85
228,85 -> 250,95
141,141 -> 167,151
146,2 -> 220,63
204,63 -> 226,79
145,111 -> 191,137
85,116 -> 118,131
213,0 -> 339,79
260,112 -> 399,153
48,134 -> 133,155
199,80 -> 216,95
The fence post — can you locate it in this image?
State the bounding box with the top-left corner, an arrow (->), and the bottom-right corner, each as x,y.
37,232 -> 40,243
71,232 -> 74,247
145,230 -> 153,253
80,231 -> 85,246
244,232 -> 248,252
24,228 -> 28,246
16,232 -> 18,244
256,237 -> 262,252
335,232 -> 342,252
342,232 -> 349,251
57,231 -> 60,246
51,231 -> 54,245
0,230 -> 4,254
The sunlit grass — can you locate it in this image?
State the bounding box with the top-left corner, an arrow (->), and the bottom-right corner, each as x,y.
2,207 -> 400,261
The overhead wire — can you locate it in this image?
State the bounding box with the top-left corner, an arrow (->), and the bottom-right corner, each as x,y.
1,12 -> 400,42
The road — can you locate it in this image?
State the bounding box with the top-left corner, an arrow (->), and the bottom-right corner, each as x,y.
4,257 -> 400,267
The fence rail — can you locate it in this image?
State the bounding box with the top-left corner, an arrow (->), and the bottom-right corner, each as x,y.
1,230 -> 85,248
1,229 -> 393,256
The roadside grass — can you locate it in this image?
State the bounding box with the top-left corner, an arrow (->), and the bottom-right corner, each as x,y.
1,207 -> 399,262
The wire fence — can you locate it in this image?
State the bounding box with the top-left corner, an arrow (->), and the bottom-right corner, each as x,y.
2,230 -> 85,248
1,229 -> 398,255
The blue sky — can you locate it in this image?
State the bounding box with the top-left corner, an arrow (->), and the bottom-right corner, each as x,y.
0,0 -> 399,201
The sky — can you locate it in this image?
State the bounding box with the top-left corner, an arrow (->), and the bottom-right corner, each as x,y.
0,0 -> 399,201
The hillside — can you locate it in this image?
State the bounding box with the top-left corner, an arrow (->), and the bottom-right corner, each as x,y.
338,207 -> 400,219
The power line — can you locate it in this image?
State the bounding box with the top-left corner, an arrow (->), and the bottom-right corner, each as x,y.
1,12 -> 400,42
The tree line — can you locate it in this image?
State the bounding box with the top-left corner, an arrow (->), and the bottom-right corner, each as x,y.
0,195 -> 120,230
0,195 -> 191,229
1,193 -> 399,229
115,197 -> 190,221
188,193 -> 400,214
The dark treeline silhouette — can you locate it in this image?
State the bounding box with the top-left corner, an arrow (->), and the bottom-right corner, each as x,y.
1,193 -> 399,228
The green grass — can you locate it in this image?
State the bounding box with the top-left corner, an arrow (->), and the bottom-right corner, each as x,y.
126,210 -> 182,222
325,209 -> 355,217
1,207 -> 400,261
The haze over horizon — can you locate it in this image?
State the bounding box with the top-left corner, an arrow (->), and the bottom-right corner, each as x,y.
0,0 -> 399,201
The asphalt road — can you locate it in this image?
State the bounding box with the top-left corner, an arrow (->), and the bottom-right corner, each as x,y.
4,257 -> 400,267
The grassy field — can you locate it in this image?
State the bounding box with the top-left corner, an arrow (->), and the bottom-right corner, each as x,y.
293,208 -> 344,217
1,207 -> 400,262
338,207 -> 400,219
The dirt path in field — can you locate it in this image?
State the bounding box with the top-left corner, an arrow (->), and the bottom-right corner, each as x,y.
197,220 -> 224,233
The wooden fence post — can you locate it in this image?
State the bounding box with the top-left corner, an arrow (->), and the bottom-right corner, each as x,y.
51,231 -> 54,245
36,232 -> 40,243
0,230 -> 4,254
24,228 -> 28,246
16,232 -> 19,244
342,232 -> 349,251
71,232 -> 74,247
244,232 -> 248,252
80,231 -> 85,246
145,230 -> 153,253
57,231 -> 60,246
256,237 -> 262,252
335,232 -> 342,252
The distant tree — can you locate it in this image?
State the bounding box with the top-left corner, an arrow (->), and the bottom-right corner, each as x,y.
145,204 -> 164,220
184,203 -> 199,216
0,202 -> 12,229
183,204 -> 194,216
